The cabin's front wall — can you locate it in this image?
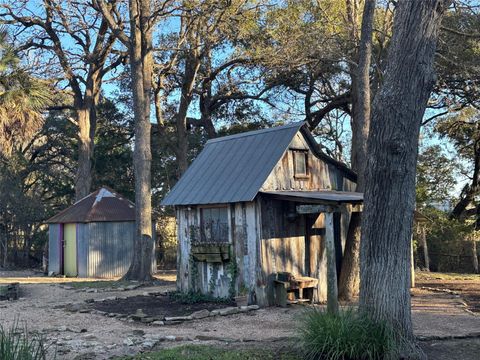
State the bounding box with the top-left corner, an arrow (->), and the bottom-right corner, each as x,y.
255,132 -> 354,306
176,202 -> 261,301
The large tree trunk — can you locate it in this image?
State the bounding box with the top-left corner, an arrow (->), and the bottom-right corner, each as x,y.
338,0 -> 375,301
359,0 -> 448,341
176,52 -> 201,177
122,0 -> 153,281
419,224 -> 430,271
75,105 -> 93,201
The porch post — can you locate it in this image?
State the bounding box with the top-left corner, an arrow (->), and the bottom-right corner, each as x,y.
325,212 -> 339,314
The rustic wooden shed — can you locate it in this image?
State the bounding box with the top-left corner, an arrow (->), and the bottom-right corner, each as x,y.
46,187 -> 156,278
161,122 -> 362,306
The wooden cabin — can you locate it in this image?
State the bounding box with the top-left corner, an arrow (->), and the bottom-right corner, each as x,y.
161,122 -> 362,306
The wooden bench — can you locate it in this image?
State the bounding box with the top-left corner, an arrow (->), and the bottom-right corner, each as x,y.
273,273 -> 318,307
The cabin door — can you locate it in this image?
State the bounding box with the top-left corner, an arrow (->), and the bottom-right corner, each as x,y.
63,223 -> 77,276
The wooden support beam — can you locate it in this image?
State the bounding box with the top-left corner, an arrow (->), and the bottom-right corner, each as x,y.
297,204 -> 339,214
325,212 -> 339,314
297,204 -> 363,214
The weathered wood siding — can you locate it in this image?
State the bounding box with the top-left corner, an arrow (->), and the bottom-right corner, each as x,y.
176,203 -> 260,300
261,132 -> 355,192
255,132 -> 355,306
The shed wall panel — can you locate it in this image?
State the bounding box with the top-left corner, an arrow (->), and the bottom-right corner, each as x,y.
87,222 -> 135,278
48,224 -> 61,274
76,224 -> 89,277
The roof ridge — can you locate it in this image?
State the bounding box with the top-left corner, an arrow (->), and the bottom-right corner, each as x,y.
206,121 -> 305,144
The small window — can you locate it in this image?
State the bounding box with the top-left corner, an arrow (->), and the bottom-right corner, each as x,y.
293,150 -> 308,178
200,206 -> 229,243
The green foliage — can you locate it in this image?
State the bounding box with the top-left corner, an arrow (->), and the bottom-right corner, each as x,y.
0,30 -> 52,156
169,291 -> 230,305
0,321 -> 48,360
121,344 -> 300,360
421,208 -> 477,272
227,249 -> 238,299
297,309 -> 397,360
416,145 -> 457,207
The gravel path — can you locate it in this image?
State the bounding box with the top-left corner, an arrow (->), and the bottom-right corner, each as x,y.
1,273 -> 479,359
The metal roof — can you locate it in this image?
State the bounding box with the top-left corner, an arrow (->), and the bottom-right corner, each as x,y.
161,122 -> 357,206
46,187 -> 136,224
260,190 -> 363,204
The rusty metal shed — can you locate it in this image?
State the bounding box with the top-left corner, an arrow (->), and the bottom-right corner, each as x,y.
46,187 -> 155,278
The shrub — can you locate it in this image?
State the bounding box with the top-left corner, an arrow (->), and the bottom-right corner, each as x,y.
0,321 -> 48,360
297,309 -> 397,360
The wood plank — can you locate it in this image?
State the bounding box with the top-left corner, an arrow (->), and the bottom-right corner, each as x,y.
325,212 -> 339,314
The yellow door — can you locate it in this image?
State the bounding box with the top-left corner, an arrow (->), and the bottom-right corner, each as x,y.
64,223 -> 77,276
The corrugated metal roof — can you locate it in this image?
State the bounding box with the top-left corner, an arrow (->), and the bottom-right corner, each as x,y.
46,187 -> 135,223
260,190 -> 363,204
161,122 -> 358,206
162,122 -> 305,206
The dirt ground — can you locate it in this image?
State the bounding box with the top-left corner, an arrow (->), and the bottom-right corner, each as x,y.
92,295 -> 234,318
1,270 -> 479,359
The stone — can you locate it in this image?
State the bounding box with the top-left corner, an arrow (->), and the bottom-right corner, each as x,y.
131,309 -> 147,321
246,305 -> 260,310
84,299 -> 95,304
58,325 -> 68,332
218,307 -> 239,316
209,309 -> 222,316
141,317 -> 155,324
65,303 -> 85,312
132,329 -> 145,336
123,338 -> 134,346
83,334 -> 97,341
125,284 -> 141,290
107,313 -> 116,317
142,340 -> 155,349
191,309 -> 210,319
105,296 -> 117,301
164,316 -> 192,322
152,321 -> 165,326
164,320 -> 183,325
79,308 -> 91,313
85,289 -> 97,293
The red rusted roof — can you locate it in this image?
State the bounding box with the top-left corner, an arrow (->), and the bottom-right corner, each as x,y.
46,187 -> 135,224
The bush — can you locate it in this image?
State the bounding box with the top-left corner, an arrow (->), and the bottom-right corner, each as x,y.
297,309 -> 397,360
0,322 -> 48,360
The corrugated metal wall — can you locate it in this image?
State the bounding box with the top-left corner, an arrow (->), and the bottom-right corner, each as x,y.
85,221 -> 156,278
48,224 -> 61,274
86,221 -> 135,278
76,224 -> 89,277
49,221 -> 156,278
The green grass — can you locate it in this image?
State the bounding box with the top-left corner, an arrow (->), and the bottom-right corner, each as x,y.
297,309 -> 397,360
119,345 -> 300,360
60,280 -> 130,289
0,322 -> 48,360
